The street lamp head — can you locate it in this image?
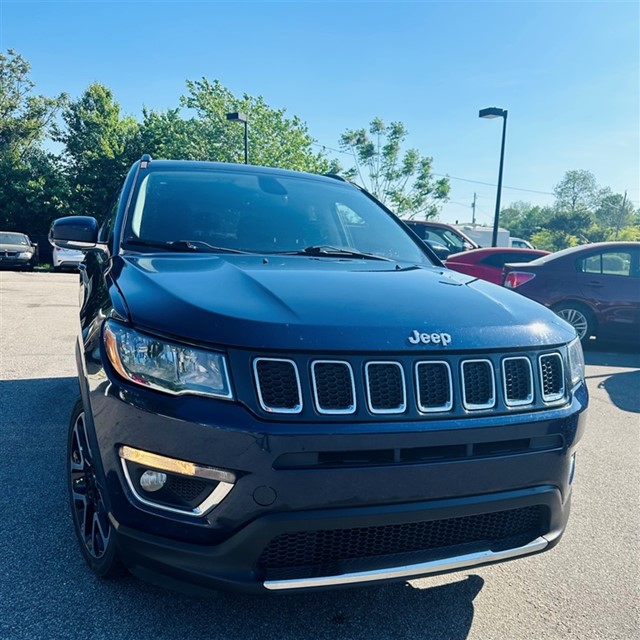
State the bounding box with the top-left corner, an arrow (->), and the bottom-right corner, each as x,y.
479,107 -> 507,119
226,112 -> 248,123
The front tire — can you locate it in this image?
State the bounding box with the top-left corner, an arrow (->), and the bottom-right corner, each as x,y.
553,302 -> 594,342
67,400 -> 124,578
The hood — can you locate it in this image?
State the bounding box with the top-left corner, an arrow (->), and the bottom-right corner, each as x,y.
112,254 -> 575,352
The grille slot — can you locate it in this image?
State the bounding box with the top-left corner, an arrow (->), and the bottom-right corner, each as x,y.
415,361 -> 453,412
257,505 -> 545,578
312,361 -> 356,414
365,362 -> 406,414
502,357 -> 534,406
539,353 -> 565,402
254,358 -> 302,413
461,359 -> 496,410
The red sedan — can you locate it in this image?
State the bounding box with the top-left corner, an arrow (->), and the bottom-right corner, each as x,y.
445,247 -> 550,285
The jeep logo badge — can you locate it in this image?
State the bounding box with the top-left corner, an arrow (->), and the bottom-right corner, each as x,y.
408,330 -> 452,346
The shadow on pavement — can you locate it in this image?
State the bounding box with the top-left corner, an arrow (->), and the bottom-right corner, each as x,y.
596,371 -> 640,413
583,341 -> 640,413
0,376 -> 484,640
583,339 -> 640,368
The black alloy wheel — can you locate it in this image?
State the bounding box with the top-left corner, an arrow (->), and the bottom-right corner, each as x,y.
68,400 -> 124,577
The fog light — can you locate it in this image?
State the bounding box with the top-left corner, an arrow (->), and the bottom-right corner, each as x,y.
118,445 -> 235,517
139,470 -> 167,492
568,454 -> 576,485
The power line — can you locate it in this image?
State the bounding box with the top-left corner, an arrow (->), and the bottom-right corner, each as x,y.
312,142 -> 639,203
311,142 -> 554,195
433,174 -> 555,196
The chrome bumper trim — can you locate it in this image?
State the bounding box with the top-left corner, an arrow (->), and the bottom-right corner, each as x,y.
263,536 -> 548,590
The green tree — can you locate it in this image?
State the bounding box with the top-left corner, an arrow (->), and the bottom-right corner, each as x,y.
530,229 -> 580,252
499,201 -> 552,240
0,49 -> 68,234
139,107 -> 201,160
553,170 -> 598,214
56,82 -> 142,218
140,78 -> 334,173
594,190 -> 635,239
339,118 -> 450,218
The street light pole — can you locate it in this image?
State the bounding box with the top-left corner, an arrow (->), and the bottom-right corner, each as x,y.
479,107 -> 508,247
225,112 -> 248,164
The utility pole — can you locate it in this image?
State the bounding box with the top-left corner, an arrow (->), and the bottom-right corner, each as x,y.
471,193 -> 477,225
615,191 -> 627,240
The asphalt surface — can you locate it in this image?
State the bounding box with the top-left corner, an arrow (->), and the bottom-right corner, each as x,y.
0,271 -> 638,640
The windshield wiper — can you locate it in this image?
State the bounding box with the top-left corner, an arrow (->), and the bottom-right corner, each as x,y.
123,238 -> 248,254
280,245 -> 393,261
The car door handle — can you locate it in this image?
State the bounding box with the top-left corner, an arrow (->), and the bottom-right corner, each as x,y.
586,281 -> 604,288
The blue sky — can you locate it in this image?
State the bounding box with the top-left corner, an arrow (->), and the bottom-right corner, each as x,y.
2,0 -> 638,225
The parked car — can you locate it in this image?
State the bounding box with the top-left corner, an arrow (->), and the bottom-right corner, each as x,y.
502,242 -> 640,343
403,220 -> 479,259
445,247 -> 550,285
52,244 -> 85,271
510,237 -> 535,250
50,155 -> 587,594
0,231 -> 37,270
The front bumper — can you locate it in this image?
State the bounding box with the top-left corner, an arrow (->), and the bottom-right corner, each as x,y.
0,255 -> 34,269
80,359 -> 586,593
112,485 -> 567,594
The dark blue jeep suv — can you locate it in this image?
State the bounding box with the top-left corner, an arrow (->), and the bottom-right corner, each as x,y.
50,156 -> 588,593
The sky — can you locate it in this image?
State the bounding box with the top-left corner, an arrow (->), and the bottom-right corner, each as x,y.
1,0 -> 638,226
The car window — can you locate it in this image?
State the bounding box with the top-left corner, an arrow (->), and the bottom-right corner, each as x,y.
99,187 -> 124,246
580,251 -> 634,277
125,170 -> 433,265
0,233 -> 29,245
424,228 -> 468,252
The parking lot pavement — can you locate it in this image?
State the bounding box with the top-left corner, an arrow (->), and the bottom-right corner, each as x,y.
0,271 -> 638,640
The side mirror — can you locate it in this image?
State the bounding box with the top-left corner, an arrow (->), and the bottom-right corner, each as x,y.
50,216 -> 99,250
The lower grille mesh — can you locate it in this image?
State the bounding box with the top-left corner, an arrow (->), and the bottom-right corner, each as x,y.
257,505 -> 544,575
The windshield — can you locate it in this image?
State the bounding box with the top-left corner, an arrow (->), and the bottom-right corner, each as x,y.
0,233 -> 29,245
123,169 -> 434,265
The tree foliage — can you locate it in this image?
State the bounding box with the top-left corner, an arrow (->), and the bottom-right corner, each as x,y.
553,170 -> 598,214
502,170 -> 639,251
0,49 -> 68,232
594,190 -> 635,238
141,78 -> 334,173
55,82 -> 142,217
339,118 -> 450,219
499,201 -> 553,239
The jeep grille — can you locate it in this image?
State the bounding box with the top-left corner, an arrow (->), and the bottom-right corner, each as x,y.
250,351 -> 566,417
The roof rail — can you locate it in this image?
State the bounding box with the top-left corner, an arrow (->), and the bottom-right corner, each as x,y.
324,173 -> 348,182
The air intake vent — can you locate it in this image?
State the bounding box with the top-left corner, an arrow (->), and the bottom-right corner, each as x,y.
312,361 -> 356,414
539,353 -> 564,402
461,359 -> 495,410
254,358 -> 302,413
415,361 -> 453,412
502,357 -> 534,406
258,505 -> 545,578
365,362 -> 406,414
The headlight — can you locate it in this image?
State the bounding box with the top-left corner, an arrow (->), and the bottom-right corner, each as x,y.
567,337 -> 585,388
18,251 -> 32,259
103,320 -> 233,399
